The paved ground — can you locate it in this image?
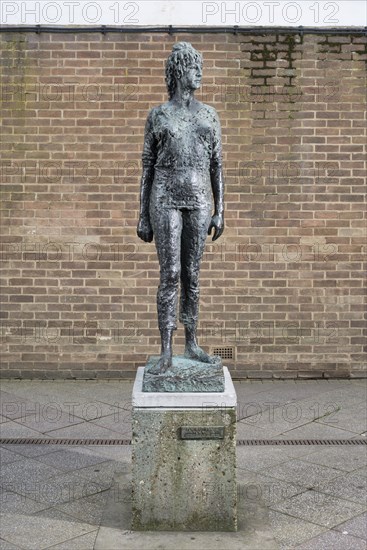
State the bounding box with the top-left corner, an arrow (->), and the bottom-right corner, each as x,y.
0,378 -> 366,549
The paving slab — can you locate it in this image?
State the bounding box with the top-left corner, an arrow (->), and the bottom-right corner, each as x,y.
44,530 -> 98,549
74,460 -> 128,489
0,457 -> 62,487
316,469 -> 367,505
0,444 -> 60,458
7,470 -> 111,506
237,446 -> 308,473
1,383 -> 133,423
235,381 -> 342,411
0,391 -> 35,421
279,421 -> 359,439
42,422 -> 128,439
0,507 -> 96,550
238,403 -> 315,434
55,491 -> 109,526
270,490 -> 365,528
236,420 -> 284,439
297,446 -> 367,472
0,489 -> 50,515
54,398 -> 132,422
296,529 -> 367,549
0,538 -> 23,550
0,447 -> 24,466
80,444 -> 132,463
0,420 -> 55,439
317,402 -> 367,434
268,510 -> 327,549
333,511 -> 367,540
11,412 -> 85,434
94,471 -> 279,549
314,385 -> 367,402
34,448 -> 110,473
262,458 -> 344,489
236,468 -> 306,507
89,413 -> 131,437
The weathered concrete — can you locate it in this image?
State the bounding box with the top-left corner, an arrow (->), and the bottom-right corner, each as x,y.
95,470 -> 279,549
132,370 -> 237,531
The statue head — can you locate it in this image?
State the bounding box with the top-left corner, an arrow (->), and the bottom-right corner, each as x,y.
165,42 -> 203,100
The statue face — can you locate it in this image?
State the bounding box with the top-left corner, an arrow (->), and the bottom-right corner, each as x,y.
180,61 -> 202,91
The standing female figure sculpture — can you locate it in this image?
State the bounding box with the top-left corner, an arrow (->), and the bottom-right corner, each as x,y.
137,42 -> 225,375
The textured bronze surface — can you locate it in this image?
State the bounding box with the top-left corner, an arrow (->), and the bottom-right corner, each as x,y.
142,354 -> 225,392
137,42 -> 225,379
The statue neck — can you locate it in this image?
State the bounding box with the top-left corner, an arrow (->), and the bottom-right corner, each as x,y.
171,85 -> 195,108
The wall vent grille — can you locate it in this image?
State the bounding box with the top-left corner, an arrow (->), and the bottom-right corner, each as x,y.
211,347 -> 234,360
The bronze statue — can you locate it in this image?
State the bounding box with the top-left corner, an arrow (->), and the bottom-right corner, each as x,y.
137,42 -> 225,375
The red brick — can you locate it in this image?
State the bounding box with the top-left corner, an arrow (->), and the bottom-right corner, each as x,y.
0,31 -> 365,379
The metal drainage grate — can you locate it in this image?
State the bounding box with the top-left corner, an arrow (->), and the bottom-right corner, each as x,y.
211,347 -> 234,360
237,439 -> 367,446
0,438 -> 366,446
0,438 -> 132,445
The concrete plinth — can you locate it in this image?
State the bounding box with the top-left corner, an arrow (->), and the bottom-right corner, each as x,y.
132,367 -> 237,531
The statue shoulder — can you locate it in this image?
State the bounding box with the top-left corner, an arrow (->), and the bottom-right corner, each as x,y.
200,103 -> 220,122
146,103 -> 169,122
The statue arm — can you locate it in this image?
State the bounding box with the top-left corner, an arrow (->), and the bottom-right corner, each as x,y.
208,110 -> 224,241
139,165 -> 154,219
137,110 -> 157,242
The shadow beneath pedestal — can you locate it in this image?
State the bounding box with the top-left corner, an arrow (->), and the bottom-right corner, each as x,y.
95,466 -> 279,549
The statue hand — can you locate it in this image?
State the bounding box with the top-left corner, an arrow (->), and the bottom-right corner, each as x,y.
208,213 -> 224,241
137,216 -> 153,243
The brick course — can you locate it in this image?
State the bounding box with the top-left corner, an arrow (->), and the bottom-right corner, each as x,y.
1,31 -> 366,379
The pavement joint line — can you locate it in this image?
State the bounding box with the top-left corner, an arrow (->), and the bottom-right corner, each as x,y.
1,438 -> 366,445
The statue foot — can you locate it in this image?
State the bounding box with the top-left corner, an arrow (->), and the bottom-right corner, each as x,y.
146,353 -> 172,375
184,344 -> 220,364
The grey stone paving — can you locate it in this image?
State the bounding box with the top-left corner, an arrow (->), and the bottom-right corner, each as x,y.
263,458 -> 344,488
0,447 -> 24,466
298,446 -> 367,472
279,422 -> 359,440
0,420 -> 54,439
45,531 -> 99,549
0,457 -> 62,487
11,410 -> 86,434
270,490 -> 365,528
95,471 -> 279,549
236,468 -> 305,507
55,492 -> 109,525
0,444 -> 60,458
316,469 -> 367,505
296,529 -> 367,549
34,448 -> 109,473
0,379 -> 366,549
237,446 -> 309,473
0,507 -> 96,549
0,490 -> 50,515
0,538 -> 22,550
268,510 -> 327,549
333,511 -> 367,540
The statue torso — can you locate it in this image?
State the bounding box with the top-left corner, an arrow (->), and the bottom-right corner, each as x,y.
147,102 -> 220,209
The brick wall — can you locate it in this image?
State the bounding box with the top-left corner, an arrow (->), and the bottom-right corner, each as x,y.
1,31 -> 366,379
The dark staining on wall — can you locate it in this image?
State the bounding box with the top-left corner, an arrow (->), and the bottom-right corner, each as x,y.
243,33 -> 303,104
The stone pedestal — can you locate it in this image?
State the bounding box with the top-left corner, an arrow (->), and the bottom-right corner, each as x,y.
131,367 -> 237,531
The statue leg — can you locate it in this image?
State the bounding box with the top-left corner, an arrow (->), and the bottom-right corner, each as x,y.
148,206 -> 182,374
179,207 -> 218,364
